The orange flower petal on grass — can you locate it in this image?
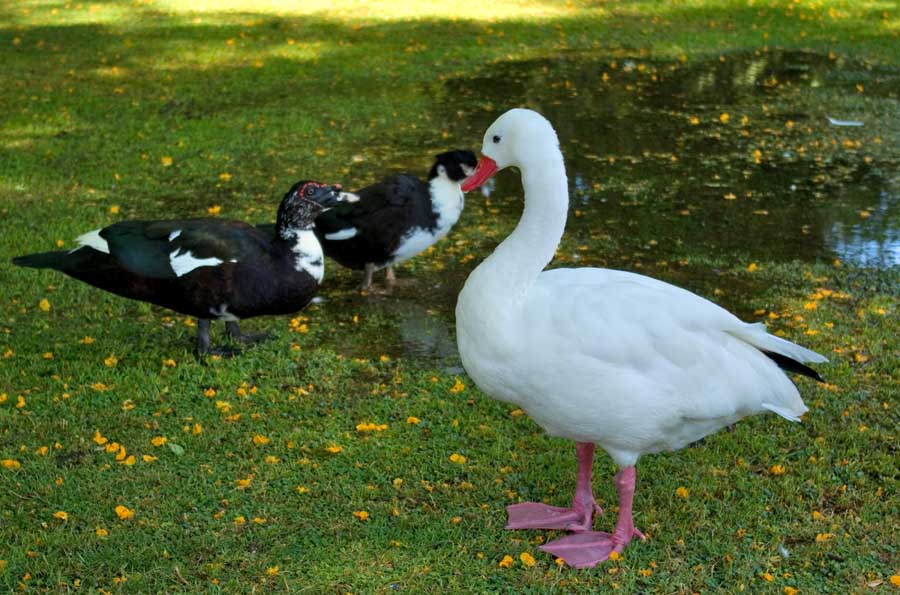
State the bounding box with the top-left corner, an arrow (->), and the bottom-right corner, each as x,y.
114,505 -> 134,520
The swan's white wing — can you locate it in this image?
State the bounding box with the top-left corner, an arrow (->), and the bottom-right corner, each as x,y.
521,267 -> 818,439
536,267 -> 824,364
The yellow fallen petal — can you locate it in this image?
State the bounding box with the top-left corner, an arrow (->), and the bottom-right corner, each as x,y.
114,505 -> 134,520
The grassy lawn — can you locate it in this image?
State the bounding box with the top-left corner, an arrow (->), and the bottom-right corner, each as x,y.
1,0 -> 898,593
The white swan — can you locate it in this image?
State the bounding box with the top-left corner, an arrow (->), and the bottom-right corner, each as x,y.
455,108 -> 826,568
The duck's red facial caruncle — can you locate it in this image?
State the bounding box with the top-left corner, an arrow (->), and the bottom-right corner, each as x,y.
461,156 -> 498,192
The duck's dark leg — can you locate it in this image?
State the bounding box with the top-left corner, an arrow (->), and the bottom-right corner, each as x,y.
197,319 -> 213,354
225,321 -> 269,344
196,319 -> 240,357
360,263 -> 375,292
506,442 -> 603,532
384,265 -> 396,294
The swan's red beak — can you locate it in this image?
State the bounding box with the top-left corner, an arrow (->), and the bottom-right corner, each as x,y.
461,156 -> 498,192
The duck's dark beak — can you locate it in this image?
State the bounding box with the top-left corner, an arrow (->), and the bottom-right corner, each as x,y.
309,184 -> 351,208
461,156 -> 498,192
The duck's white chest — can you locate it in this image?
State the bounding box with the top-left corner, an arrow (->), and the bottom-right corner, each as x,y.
291,230 -> 324,282
391,179 -> 463,265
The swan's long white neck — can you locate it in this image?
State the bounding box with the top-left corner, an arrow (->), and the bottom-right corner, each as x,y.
467,151 -> 569,301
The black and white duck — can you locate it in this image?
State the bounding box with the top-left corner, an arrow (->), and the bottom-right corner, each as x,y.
13,181 -> 355,355
312,150 -> 477,292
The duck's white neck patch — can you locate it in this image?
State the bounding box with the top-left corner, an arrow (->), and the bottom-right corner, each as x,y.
289,229 -> 324,282
428,176 -> 464,236
71,229 -> 109,254
169,249 -> 231,277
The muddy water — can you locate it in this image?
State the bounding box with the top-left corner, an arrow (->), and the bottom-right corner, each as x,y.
318,49 -> 900,366
444,49 -> 900,267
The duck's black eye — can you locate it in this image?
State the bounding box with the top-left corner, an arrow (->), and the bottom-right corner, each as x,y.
492,135 -> 501,144
305,186 -> 316,196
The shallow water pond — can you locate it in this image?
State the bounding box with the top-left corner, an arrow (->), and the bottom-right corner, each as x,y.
316,49 -> 900,366
444,49 -> 900,266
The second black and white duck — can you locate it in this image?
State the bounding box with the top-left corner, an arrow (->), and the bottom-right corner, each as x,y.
12,181 -> 355,355
313,150 -> 477,292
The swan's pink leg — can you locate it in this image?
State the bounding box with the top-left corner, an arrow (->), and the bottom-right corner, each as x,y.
506,442 -> 603,531
540,465 -> 646,568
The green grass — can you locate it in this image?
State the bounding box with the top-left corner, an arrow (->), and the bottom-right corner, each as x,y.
2,1 -> 899,593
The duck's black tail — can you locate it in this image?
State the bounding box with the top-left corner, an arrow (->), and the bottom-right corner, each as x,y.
12,251 -> 69,270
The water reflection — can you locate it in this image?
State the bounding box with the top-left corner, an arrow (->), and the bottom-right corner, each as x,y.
826,187 -> 900,267
323,289 -> 462,369
442,49 -> 900,269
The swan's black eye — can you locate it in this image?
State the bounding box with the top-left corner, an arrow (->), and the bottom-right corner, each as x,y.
492,135 -> 501,144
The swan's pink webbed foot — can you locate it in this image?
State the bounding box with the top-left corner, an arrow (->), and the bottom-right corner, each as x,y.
506,500 -> 603,531
506,442 -> 602,531
541,466 -> 646,568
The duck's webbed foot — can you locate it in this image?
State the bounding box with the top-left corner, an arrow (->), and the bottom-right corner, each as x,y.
195,319 -> 242,358
225,321 -> 270,344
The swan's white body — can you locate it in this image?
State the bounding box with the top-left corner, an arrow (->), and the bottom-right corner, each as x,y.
455,109 -> 826,567
459,264 -> 817,466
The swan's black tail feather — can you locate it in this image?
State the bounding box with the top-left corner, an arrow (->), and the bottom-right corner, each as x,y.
762,350 -> 824,382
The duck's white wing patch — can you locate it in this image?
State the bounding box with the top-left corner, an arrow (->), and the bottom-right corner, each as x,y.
168,230 -> 182,241
291,230 -> 324,282
169,249 -> 225,277
324,227 -> 358,241
71,229 -> 109,254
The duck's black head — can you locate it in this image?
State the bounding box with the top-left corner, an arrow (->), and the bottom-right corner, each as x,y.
428,150 -> 479,183
277,181 -> 357,236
